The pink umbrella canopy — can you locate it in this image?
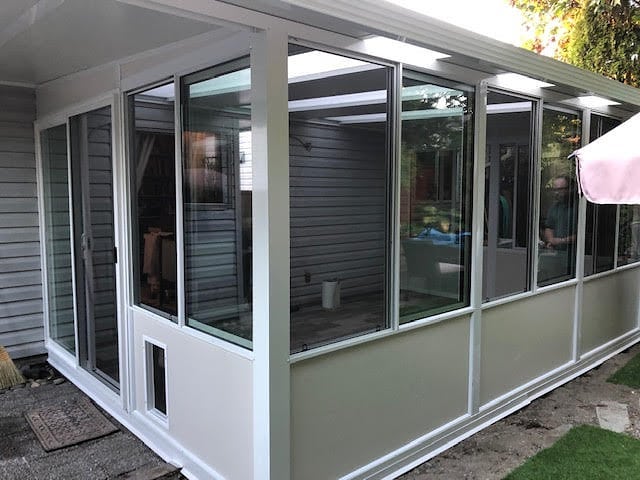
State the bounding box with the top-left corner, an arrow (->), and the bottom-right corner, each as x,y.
573,112 -> 640,204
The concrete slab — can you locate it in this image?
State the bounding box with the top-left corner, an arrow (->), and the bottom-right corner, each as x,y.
596,401 -> 630,433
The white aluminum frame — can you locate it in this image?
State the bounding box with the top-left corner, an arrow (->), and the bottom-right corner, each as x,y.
468,79 -> 488,415
250,27 -> 291,480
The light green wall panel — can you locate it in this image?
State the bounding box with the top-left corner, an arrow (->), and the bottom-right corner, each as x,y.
582,268 -> 639,354
480,288 -> 574,405
291,315 -> 470,480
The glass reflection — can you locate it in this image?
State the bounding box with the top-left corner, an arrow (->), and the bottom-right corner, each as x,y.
41,124 -> 76,354
537,108 -> 581,286
618,205 -> 640,266
483,91 -> 534,301
129,83 -> 177,317
181,58 -> 252,348
584,114 -> 620,275
399,74 -> 473,323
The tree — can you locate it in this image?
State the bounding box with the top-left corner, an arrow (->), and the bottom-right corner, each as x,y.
509,0 -> 580,55
510,0 -> 640,87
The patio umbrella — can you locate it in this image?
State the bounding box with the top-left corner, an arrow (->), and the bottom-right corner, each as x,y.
573,112 -> 640,205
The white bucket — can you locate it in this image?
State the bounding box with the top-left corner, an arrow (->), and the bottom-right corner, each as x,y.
321,280 -> 341,310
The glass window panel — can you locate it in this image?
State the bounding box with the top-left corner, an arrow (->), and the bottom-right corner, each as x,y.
182,58 -> 252,348
41,125 -> 76,354
129,83 -> 177,318
70,106 -> 119,385
537,108 -> 581,286
483,91 -> 534,301
619,205 -> 640,265
288,45 -> 391,351
399,73 -> 473,323
584,114 -> 620,275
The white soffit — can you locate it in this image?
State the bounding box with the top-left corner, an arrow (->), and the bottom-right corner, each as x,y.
0,0 -> 218,84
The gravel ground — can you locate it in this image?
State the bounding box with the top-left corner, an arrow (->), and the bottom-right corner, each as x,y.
0,359 -> 179,480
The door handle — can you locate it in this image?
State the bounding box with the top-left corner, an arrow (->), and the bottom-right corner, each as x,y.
81,233 -> 92,253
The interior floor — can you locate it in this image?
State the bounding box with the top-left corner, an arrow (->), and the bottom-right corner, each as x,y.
196,290 -> 457,353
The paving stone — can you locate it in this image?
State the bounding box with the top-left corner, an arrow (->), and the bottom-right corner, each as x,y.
120,463 -> 180,479
596,401 -> 630,433
549,423 -> 573,438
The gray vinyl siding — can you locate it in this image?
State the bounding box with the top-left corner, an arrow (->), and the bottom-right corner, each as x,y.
290,121 -> 387,306
0,85 -> 44,358
184,107 -> 246,320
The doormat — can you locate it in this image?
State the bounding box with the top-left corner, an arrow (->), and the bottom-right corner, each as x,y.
25,397 -> 119,452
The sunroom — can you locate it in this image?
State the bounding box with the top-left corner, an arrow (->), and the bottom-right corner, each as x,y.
2,0 -> 640,479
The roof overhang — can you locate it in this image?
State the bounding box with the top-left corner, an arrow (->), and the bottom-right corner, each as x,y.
2,0 -> 639,118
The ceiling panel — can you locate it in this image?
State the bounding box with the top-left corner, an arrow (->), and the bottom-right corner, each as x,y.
0,0 -> 41,34
0,0 -> 220,84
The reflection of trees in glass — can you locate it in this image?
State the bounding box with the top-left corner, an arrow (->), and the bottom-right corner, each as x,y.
401,88 -> 469,151
399,79 -> 473,322
400,118 -> 465,238
400,85 -> 472,239
541,110 -> 581,189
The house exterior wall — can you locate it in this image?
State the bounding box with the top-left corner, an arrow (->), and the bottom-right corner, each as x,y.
0,85 -> 45,359
290,120 -> 386,306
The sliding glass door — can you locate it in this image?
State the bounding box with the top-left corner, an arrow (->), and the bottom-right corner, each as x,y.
69,105 -> 119,386
40,105 -> 119,388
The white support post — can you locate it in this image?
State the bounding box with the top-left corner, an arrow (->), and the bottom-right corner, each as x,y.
250,27 -> 291,480
468,80 -> 487,415
573,111 -> 590,361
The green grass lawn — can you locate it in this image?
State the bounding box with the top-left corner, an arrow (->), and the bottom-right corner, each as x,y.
504,425 -> 640,479
608,351 -> 640,388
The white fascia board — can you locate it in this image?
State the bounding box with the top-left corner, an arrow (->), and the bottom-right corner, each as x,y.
280,0 -> 640,107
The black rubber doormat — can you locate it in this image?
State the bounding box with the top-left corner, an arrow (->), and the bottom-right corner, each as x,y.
25,397 -> 119,452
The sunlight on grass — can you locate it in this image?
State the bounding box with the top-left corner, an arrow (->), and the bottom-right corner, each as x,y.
608,351 -> 640,388
504,425 -> 640,480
